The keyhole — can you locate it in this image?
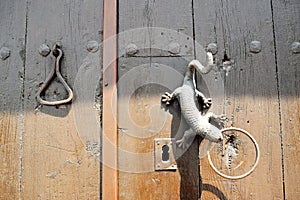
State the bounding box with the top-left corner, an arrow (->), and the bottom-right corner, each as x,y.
162,145 -> 170,162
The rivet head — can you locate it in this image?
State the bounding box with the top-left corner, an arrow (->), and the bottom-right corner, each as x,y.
207,43 -> 218,55
38,44 -> 50,56
0,47 -> 10,60
168,42 -> 180,55
291,42 -> 300,54
250,41 -> 261,53
125,43 -> 138,56
87,40 -> 99,53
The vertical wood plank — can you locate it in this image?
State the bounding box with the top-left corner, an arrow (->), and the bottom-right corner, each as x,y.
118,0 -> 203,199
0,1 -> 27,199
272,0 -> 300,199
194,0 -> 283,199
22,0 -> 102,199
102,0 -> 118,199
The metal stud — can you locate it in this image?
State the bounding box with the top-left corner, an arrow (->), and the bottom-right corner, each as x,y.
250,41 -> 261,53
38,44 -> 50,56
168,42 -> 180,55
291,42 -> 300,54
86,40 -> 99,53
207,43 -> 218,55
0,47 -> 10,60
125,43 -> 138,56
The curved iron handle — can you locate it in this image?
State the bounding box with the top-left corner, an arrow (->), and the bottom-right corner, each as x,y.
36,44 -> 73,106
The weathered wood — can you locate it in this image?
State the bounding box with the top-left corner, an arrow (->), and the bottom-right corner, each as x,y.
119,0 -> 194,57
22,0 -> 102,199
102,0 -> 118,199
0,1 -> 27,199
118,57 -> 202,199
118,0 -> 200,199
194,0 -> 283,199
272,0 -> 300,199
0,0 -> 298,199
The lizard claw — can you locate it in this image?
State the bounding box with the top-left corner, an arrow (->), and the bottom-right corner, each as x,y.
176,138 -> 188,149
215,114 -> 227,127
203,98 -> 212,109
161,92 -> 172,105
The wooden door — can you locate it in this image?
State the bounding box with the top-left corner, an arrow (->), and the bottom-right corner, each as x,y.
1,0 -> 299,199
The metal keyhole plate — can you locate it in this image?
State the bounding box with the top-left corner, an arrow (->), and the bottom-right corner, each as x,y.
154,138 -> 177,171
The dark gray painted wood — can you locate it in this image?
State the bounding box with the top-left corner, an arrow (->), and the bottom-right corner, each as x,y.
0,1 -> 27,199
118,0 -> 194,57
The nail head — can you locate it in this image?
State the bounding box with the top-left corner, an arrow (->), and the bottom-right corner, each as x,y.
125,43 -> 138,56
291,42 -> 300,54
87,40 -> 99,53
168,42 -> 180,55
0,47 -> 10,60
207,43 -> 218,55
38,44 -> 50,57
250,40 -> 261,53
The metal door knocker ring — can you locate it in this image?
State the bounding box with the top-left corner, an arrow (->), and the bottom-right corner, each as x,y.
36,43 -> 73,106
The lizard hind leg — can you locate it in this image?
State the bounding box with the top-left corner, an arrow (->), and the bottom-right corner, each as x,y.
195,89 -> 212,110
176,128 -> 196,149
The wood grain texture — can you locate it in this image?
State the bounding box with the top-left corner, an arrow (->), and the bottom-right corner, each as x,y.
118,0 -> 194,57
22,0 -> 102,199
118,0 -> 203,199
194,0 -> 283,199
0,1 -> 27,199
272,0 -> 300,199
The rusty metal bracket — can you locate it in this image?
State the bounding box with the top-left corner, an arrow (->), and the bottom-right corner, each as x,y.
154,138 -> 177,171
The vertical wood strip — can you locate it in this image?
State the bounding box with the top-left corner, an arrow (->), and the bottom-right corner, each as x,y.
22,1 -> 102,199
118,0 -> 196,199
0,1 -> 27,199
272,0 -> 300,198
102,0 -> 118,199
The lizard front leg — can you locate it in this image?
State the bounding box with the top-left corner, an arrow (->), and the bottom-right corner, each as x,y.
195,89 -> 212,109
161,87 -> 182,105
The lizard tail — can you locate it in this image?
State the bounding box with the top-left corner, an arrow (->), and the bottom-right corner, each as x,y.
188,52 -> 215,74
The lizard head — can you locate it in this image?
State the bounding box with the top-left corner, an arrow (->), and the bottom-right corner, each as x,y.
204,125 -> 224,143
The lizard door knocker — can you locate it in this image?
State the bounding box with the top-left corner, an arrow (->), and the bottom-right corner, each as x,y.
161,52 -> 260,180
161,52 -> 226,148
